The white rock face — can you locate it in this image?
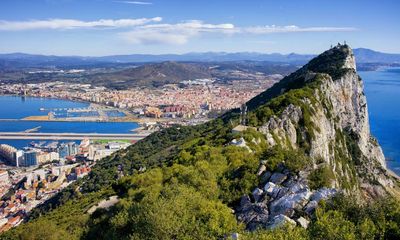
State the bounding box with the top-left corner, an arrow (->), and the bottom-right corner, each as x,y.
259,104 -> 302,148
297,217 -> 310,229
257,165 -> 266,176
264,182 -> 277,195
269,189 -> 312,217
343,49 -> 357,70
235,45 -> 397,231
230,137 -> 252,152
267,214 -> 296,230
252,188 -> 264,202
310,188 -> 337,202
258,46 -> 393,193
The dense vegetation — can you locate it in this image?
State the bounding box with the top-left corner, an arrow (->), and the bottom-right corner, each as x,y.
3,127 -> 400,239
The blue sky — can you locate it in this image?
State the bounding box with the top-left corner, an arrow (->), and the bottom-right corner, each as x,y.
0,0 -> 399,56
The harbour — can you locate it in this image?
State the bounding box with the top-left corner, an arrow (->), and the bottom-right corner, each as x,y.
0,96 -> 142,149
0,132 -> 149,140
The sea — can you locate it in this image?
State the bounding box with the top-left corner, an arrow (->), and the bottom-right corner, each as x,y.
360,68 -> 400,175
0,95 -> 139,149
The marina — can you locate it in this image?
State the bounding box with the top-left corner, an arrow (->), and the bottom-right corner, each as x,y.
0,132 -> 149,140
0,96 -> 141,149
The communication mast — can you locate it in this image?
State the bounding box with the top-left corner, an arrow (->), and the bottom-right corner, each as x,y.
240,103 -> 248,126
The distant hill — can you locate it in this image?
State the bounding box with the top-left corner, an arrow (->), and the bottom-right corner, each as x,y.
1,48 -> 399,68
1,48 -> 399,86
353,48 -> 400,63
96,52 -> 316,64
88,61 -> 212,88
0,59 -> 298,88
83,61 -> 298,88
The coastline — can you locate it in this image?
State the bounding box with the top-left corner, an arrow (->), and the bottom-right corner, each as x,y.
18,115 -> 170,123
0,94 -> 178,124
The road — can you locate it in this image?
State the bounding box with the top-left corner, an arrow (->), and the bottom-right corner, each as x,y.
0,132 -> 150,140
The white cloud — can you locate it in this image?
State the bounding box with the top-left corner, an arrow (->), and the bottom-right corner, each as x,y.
243,25 -> 357,34
119,21 -> 356,45
121,30 -> 189,44
120,20 -> 236,45
115,1 -> 153,5
0,17 -> 162,31
0,17 -> 357,45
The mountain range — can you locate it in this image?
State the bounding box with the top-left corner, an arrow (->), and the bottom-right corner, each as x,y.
1,48 -> 400,68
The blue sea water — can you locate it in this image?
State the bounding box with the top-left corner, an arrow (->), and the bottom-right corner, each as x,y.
0,95 -> 89,119
0,96 -> 139,149
360,68 -> 400,175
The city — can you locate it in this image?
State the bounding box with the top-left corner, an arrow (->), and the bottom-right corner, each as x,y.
0,138 -> 131,232
0,74 -> 280,123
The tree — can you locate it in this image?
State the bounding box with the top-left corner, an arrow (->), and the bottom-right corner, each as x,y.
309,209 -> 356,240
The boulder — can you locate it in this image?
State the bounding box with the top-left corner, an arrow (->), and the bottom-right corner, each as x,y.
252,188 -> 264,202
230,137 -> 252,152
269,188 -> 312,217
287,182 -> 308,194
260,171 -> 272,184
296,217 -> 310,229
274,187 -> 289,199
230,233 -> 240,240
269,172 -> 287,185
239,195 -> 252,211
237,202 -> 269,230
257,165 -> 267,176
264,182 -> 278,196
247,203 -> 269,231
304,200 -> 318,215
310,187 -> 337,202
252,138 -> 261,145
266,214 -> 296,230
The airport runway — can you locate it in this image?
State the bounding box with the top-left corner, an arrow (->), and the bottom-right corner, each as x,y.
0,132 -> 150,140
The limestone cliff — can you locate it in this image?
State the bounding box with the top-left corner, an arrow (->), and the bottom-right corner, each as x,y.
237,44 -> 399,230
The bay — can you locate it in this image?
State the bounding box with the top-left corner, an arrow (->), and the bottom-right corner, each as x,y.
0,96 -> 139,149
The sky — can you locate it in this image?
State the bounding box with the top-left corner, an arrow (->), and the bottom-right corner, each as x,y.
0,0 -> 399,56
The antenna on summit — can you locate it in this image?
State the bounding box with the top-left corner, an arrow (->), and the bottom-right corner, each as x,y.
240,103 -> 247,126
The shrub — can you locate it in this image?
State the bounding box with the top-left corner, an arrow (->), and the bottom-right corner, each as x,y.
284,150 -> 311,173
308,165 -> 335,189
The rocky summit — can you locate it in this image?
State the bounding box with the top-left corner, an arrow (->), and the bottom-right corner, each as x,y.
2,45 -> 400,240
233,44 -> 399,230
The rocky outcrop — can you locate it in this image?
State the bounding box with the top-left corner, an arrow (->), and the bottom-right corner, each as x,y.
259,104 -> 302,149
230,137 -> 252,152
236,44 -> 399,231
258,45 -> 394,193
236,169 -> 337,230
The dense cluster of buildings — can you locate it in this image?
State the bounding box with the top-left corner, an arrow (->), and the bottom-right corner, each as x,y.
0,75 -> 280,120
0,139 -> 132,232
0,164 -> 85,232
0,140 -> 130,168
0,142 -> 76,167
